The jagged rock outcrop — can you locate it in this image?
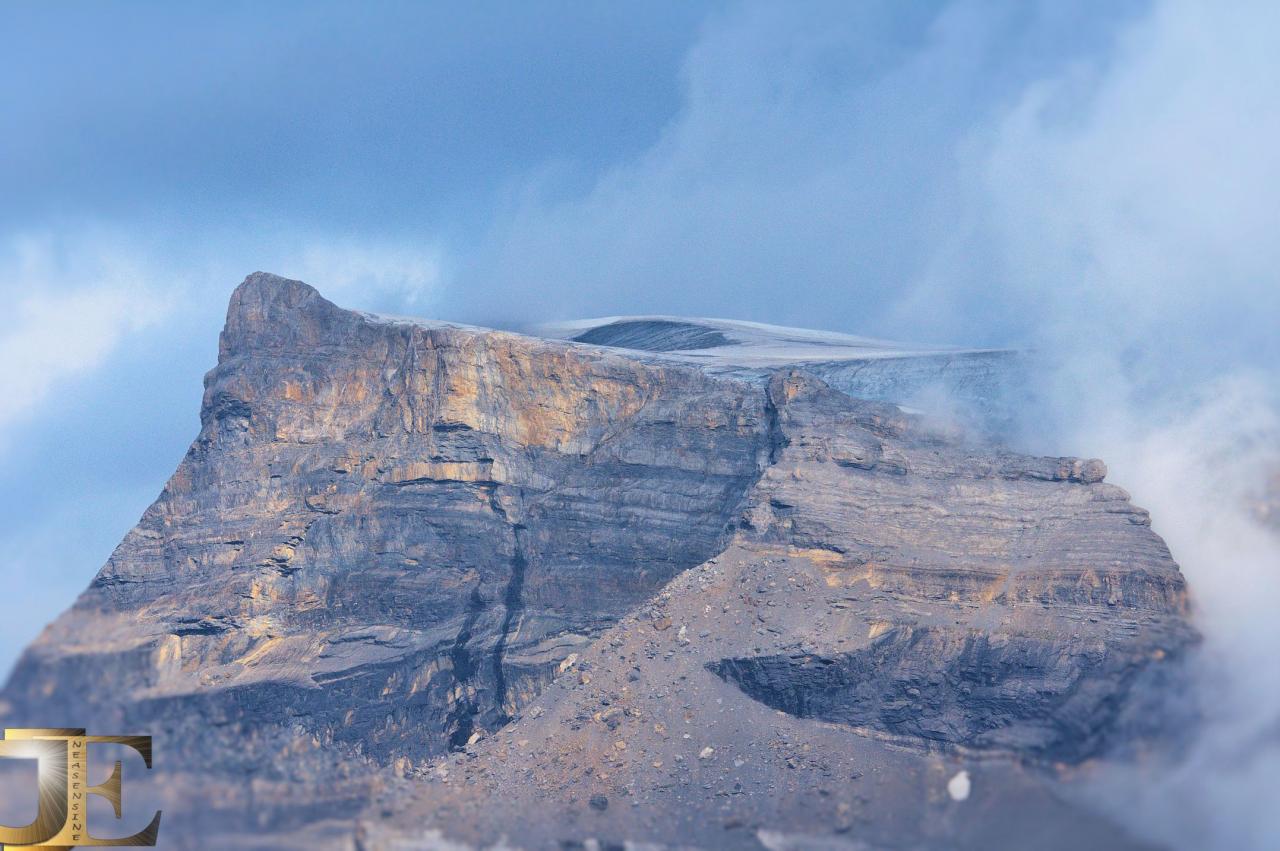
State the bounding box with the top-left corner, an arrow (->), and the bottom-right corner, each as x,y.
0,274 -> 1194,850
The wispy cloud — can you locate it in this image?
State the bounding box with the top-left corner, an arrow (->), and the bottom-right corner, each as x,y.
0,233 -> 171,444
943,2 -> 1280,846
265,237 -> 444,307
445,1 -> 1132,335
909,0 -> 1280,375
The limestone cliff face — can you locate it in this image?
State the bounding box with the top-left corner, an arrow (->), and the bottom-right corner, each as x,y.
4,274 -> 764,768
0,274 -> 1194,849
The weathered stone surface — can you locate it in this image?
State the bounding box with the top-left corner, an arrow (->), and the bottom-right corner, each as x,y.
360,370 -> 1191,850
0,274 -> 1194,849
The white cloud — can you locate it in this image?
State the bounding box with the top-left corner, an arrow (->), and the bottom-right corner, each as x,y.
267,237 -> 444,306
1078,376 -> 1280,851
919,0 -> 1280,362
0,233 -> 170,442
930,3 -> 1280,847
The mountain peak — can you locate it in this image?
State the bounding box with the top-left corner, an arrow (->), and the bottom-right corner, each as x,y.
219,272 -> 342,361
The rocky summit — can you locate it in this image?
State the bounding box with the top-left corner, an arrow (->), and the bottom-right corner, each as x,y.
0,273 -> 1194,850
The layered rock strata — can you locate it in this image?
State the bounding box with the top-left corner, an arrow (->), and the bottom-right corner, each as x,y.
0,274 -> 1193,849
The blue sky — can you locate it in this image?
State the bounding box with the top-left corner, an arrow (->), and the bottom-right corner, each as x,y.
2,3 -> 1279,843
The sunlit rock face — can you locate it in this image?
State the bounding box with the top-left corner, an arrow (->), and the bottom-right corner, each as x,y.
0,274 -> 1194,849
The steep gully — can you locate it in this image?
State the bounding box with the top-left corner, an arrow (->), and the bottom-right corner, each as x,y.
445,390 -> 788,751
